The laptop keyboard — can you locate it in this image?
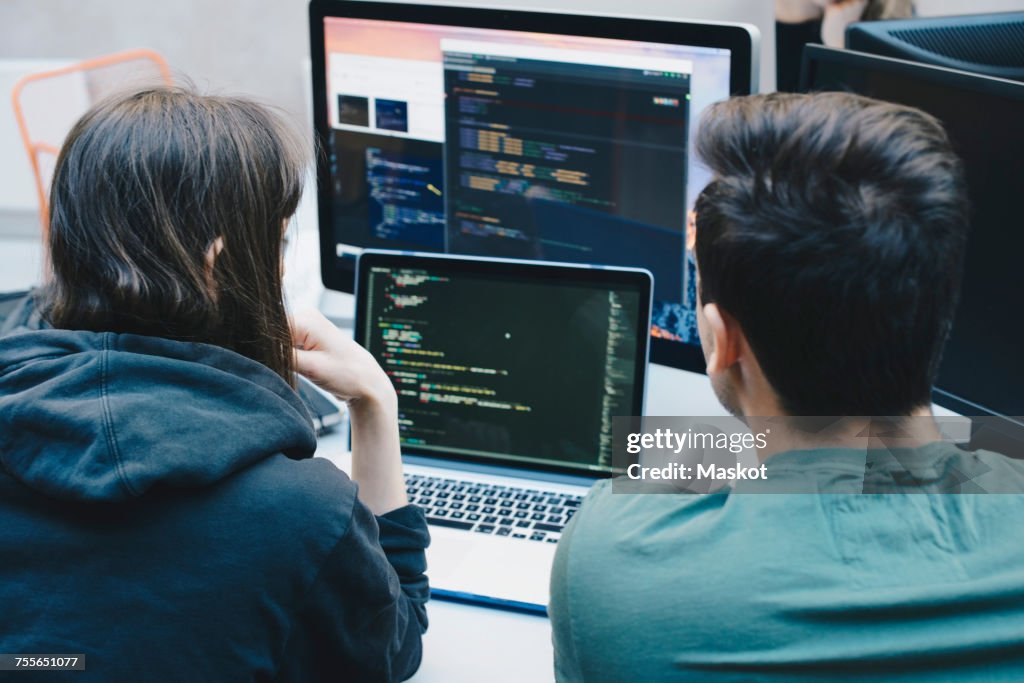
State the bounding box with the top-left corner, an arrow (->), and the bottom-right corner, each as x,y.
406,474 -> 583,544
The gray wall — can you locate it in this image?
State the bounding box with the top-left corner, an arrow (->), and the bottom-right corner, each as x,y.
1,0 -> 1020,126
0,0 -> 776,129
0,0 -> 312,126
917,0 -> 1023,14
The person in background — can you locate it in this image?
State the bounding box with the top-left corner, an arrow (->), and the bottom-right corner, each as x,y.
776,0 -> 914,90
549,92 -> 1024,680
0,87 -> 428,682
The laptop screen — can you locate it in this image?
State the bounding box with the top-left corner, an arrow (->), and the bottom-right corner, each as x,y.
355,252 -> 651,476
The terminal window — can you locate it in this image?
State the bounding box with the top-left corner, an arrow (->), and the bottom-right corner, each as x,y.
442,41 -> 692,307
363,265 -> 642,470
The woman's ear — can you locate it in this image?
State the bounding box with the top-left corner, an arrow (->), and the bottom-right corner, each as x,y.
205,237 -> 225,282
205,237 -> 225,268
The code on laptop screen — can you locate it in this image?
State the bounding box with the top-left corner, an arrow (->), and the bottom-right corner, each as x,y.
362,263 -> 644,472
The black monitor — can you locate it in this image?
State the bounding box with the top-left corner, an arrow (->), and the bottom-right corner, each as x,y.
309,0 -> 757,371
846,12 -> 1024,82
801,45 -> 1024,438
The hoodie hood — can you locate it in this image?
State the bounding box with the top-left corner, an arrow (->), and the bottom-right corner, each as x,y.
0,329 -> 317,502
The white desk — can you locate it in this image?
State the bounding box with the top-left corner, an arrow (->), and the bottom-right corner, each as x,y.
301,290 -> 726,682
315,431 -> 559,683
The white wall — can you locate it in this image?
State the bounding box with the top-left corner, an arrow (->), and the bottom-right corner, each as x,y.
0,0 -> 775,133
0,0 -> 311,126
917,0 -> 1024,15
0,0 -> 1019,124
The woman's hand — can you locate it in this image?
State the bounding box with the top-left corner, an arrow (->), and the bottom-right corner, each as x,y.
291,308 -> 407,515
821,0 -> 869,47
291,308 -> 393,405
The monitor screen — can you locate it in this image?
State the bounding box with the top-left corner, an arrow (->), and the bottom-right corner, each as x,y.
355,252 -> 651,475
311,0 -> 755,371
801,46 -> 1024,423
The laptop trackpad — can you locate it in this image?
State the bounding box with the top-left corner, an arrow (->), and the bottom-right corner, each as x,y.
427,527 -> 557,608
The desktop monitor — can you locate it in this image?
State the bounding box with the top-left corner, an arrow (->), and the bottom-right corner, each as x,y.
801,45 -> 1024,435
310,0 -> 756,372
846,12 -> 1024,82
365,0 -> 775,92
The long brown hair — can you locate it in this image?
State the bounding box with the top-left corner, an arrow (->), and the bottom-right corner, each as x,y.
42,87 -> 306,384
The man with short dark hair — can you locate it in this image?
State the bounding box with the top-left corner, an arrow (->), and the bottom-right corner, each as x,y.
549,92 -> 1024,681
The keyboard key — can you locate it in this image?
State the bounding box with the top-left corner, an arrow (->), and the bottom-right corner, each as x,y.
530,533 -> 546,542
531,513 -> 546,521
427,516 -> 474,530
516,520 -> 532,528
496,527 -> 511,536
451,511 -> 465,519
450,502 -> 463,510
468,496 -> 481,503
499,518 -> 514,526
466,504 -> 479,512
484,515 -> 498,524
467,513 -> 481,521
546,538 -> 559,544
564,499 -> 581,508
475,524 -> 496,534
497,509 -> 512,517
534,522 -> 563,533
482,506 -> 496,514
548,515 -> 563,523
514,511 -> 528,519
435,509 -> 449,517
512,532 -> 528,539
534,505 -> 547,513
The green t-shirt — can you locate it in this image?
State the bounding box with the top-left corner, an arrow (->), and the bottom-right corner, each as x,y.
550,444 -> 1024,681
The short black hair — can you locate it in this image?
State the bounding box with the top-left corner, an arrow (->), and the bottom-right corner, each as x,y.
694,92 -> 968,416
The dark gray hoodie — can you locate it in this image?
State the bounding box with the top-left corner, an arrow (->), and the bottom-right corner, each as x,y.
0,328 -> 429,682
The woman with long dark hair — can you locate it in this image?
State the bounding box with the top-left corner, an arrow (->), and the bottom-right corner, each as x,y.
0,87 -> 427,682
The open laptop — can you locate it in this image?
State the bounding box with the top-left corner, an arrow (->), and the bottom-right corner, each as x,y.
355,250 -> 651,612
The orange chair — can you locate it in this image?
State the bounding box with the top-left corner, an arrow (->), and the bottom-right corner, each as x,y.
11,49 -> 173,234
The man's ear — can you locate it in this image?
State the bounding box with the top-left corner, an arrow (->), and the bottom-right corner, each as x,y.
701,302 -> 742,374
